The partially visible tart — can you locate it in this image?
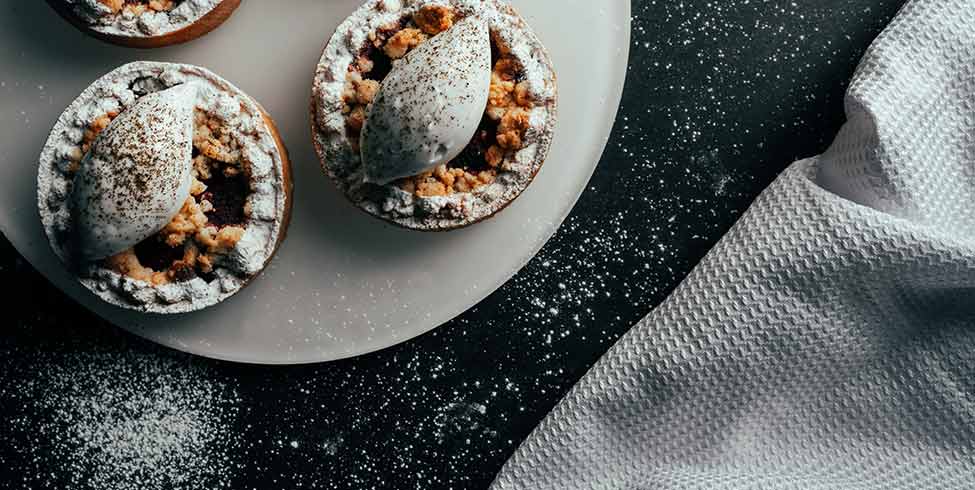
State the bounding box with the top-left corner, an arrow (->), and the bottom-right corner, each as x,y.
48,0 -> 241,48
38,61 -> 293,314
311,0 -> 558,231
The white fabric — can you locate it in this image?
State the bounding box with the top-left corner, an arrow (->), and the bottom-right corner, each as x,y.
491,1 -> 975,488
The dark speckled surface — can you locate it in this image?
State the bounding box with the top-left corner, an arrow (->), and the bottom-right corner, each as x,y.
0,1 -> 905,488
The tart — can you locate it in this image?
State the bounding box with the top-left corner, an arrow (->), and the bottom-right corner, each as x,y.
47,0 -> 241,48
311,0 -> 558,231
37,61 -> 293,314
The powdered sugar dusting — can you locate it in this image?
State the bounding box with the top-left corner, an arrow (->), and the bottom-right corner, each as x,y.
2,335 -> 241,489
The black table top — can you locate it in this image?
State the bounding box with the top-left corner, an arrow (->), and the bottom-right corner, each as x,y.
1,1 -> 906,489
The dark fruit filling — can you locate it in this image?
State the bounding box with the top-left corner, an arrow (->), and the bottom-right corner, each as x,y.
134,235 -> 187,273
202,169 -> 249,228
449,115 -> 500,174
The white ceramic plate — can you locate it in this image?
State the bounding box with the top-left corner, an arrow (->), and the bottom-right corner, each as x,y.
0,0 -> 630,364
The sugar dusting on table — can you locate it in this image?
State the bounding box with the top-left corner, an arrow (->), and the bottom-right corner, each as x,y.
1,336 -> 241,489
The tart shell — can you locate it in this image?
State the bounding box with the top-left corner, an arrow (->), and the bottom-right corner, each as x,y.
38,62 -> 293,314
311,0 -> 558,232
46,0 -> 241,49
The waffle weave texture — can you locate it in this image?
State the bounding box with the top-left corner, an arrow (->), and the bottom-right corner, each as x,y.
492,1 -> 975,488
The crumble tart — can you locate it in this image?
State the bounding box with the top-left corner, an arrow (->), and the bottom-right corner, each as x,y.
311,0 -> 558,231
48,0 -> 241,48
38,61 -> 293,314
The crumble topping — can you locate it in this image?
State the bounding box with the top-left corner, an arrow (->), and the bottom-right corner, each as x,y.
38,62 -> 289,313
106,248 -> 170,285
313,0 -> 558,230
193,108 -> 242,164
414,4 -> 455,35
63,110 -> 119,172
63,0 -> 220,37
496,106 -> 531,150
383,28 -> 428,59
98,0 -> 177,15
82,112 -> 117,154
341,73 -> 380,139
160,195 -> 209,249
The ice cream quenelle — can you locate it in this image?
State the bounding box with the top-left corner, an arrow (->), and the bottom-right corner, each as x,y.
360,16 -> 492,185
70,84 -> 197,262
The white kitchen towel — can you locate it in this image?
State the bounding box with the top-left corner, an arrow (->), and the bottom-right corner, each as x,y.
491,1 -> 975,488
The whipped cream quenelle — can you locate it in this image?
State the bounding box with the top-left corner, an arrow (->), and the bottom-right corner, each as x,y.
361,16 -> 492,185
62,0 -> 222,38
38,62 -> 292,314
71,85 -> 196,261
